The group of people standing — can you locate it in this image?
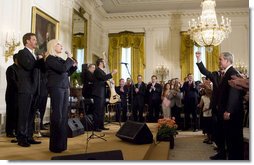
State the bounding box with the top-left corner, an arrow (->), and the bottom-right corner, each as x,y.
5,33 -> 77,153
5,33 -> 247,159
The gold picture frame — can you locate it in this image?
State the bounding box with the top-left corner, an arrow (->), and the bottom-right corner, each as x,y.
31,6 -> 59,54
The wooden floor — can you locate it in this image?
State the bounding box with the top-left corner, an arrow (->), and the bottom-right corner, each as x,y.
0,123 -> 169,160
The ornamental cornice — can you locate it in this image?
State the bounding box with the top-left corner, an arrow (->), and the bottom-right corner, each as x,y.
104,8 -> 248,20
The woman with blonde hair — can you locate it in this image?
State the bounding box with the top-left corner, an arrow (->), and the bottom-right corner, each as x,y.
45,39 -> 77,153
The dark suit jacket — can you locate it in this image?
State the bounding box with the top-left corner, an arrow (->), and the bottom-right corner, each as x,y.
146,83 -> 162,104
196,62 -> 222,111
16,48 -> 39,94
133,82 -> 146,106
217,66 -> 244,121
115,85 -> 128,105
38,61 -> 48,97
92,67 -> 112,98
45,55 -> 77,88
5,63 -> 18,102
181,81 -> 199,105
82,70 -> 95,98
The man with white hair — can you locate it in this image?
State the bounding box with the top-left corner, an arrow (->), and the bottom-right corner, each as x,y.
217,52 -> 245,160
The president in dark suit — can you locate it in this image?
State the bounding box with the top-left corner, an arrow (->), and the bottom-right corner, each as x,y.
217,52 -> 244,160
5,54 -> 19,137
16,33 -> 43,147
195,51 -> 226,159
92,58 -> 117,132
45,39 -> 77,153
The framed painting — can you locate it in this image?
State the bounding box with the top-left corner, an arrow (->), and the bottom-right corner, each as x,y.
31,6 -> 59,54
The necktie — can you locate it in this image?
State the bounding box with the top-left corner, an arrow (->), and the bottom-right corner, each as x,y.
221,71 -> 225,77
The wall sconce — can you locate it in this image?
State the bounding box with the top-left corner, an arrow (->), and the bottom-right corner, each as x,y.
4,32 -> 20,62
155,65 -> 169,83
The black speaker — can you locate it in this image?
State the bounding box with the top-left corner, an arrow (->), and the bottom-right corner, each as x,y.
67,118 -> 84,138
116,120 -> 153,144
51,150 -> 124,160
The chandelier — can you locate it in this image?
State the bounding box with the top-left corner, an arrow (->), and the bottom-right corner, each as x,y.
188,0 -> 232,47
155,65 -> 169,83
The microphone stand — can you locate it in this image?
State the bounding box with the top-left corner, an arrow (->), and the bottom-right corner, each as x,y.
122,63 -> 133,120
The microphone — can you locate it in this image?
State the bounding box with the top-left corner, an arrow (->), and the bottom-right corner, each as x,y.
65,51 -> 77,62
65,51 -> 70,55
120,62 -> 128,65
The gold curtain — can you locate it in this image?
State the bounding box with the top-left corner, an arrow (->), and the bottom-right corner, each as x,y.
72,35 -> 85,61
206,46 -> 220,71
108,32 -> 145,85
180,32 -> 220,80
180,32 -> 194,81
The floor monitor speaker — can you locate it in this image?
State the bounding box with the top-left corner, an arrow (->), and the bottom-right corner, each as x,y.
116,120 -> 153,144
67,118 -> 84,138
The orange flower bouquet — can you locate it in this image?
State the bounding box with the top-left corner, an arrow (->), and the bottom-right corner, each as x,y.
156,118 -> 178,142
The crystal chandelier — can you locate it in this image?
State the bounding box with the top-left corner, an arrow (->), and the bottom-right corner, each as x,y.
188,0 -> 232,47
155,65 -> 169,83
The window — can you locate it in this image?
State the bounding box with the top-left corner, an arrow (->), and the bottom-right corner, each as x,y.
76,49 -> 84,72
193,46 -> 206,81
121,47 -> 131,80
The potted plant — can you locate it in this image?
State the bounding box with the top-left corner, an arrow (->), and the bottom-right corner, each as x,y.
156,118 -> 178,149
70,71 -> 82,87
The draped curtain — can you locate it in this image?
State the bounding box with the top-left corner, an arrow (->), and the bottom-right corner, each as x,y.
180,31 -> 194,81
180,31 -> 220,81
108,32 -> 145,85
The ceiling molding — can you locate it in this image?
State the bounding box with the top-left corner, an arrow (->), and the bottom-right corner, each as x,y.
100,0 -> 248,13
104,8 -> 249,21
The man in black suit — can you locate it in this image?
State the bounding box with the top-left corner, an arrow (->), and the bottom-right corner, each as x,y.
146,75 -> 162,122
92,58 -> 117,132
5,54 -> 19,137
217,52 -> 244,160
16,33 -> 43,147
132,75 -> 146,122
181,73 -> 199,131
195,51 -> 226,159
115,78 -> 128,122
82,64 -> 95,99
81,64 -> 95,115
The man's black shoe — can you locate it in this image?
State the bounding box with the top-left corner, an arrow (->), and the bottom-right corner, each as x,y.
100,127 -> 110,130
11,139 -> 18,143
28,139 -> 41,144
210,153 -> 226,160
18,141 -> 30,147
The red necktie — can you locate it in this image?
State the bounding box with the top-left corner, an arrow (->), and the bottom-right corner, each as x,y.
221,71 -> 225,77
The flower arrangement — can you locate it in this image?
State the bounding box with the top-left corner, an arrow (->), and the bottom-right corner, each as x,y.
157,118 -> 178,141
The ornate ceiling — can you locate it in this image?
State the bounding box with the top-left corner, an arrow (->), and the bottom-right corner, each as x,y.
99,0 -> 249,13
